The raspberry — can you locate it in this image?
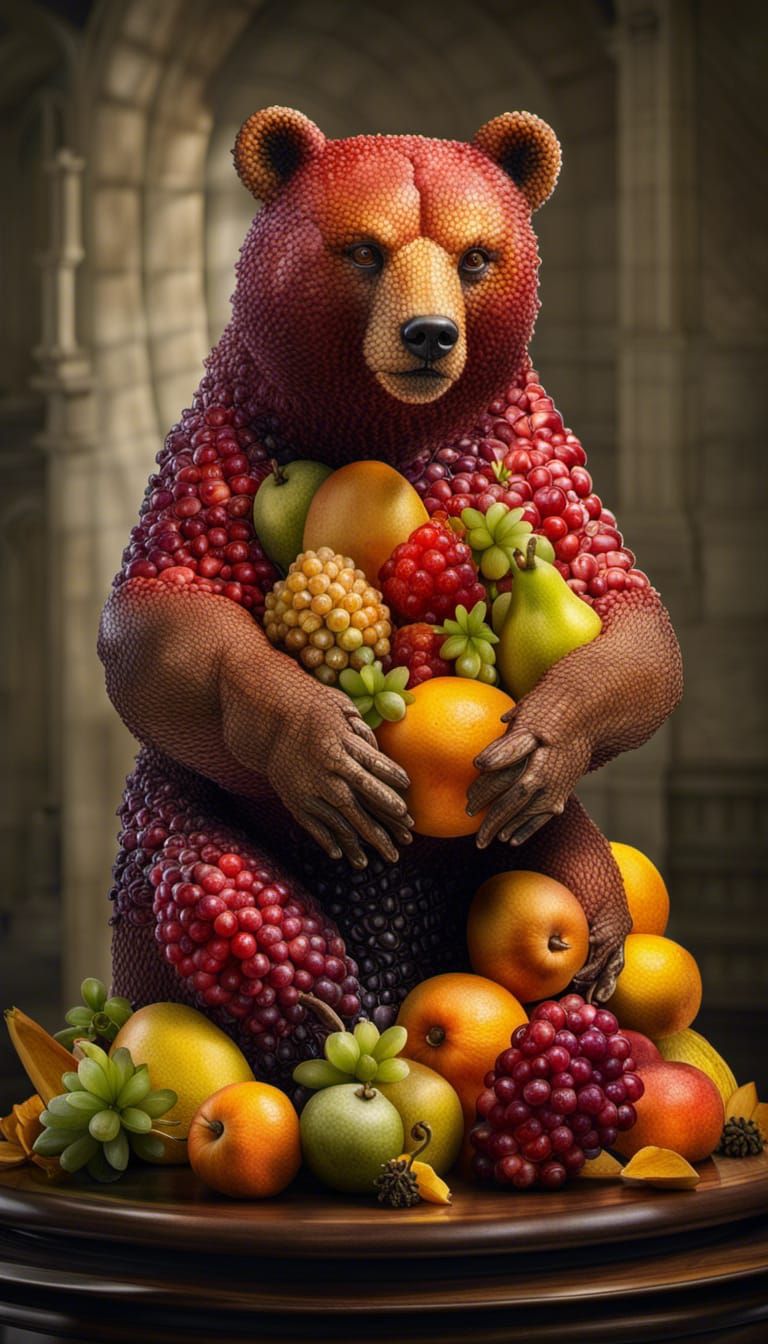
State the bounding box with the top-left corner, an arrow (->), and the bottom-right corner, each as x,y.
379,522 -> 486,625
391,623 -> 452,686
264,548 -> 392,685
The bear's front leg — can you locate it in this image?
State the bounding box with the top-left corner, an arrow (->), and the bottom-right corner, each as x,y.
466,584 -> 683,998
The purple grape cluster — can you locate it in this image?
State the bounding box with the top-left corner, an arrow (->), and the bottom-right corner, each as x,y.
470,993 -> 644,1190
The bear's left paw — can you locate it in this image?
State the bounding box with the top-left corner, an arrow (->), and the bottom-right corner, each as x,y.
571,922 -> 628,1004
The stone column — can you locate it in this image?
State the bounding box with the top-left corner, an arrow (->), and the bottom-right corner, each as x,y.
579,0 -> 697,863
614,0 -> 697,609
32,148 -> 112,1003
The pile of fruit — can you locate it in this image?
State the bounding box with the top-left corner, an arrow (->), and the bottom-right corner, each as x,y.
2,384 -> 764,1206
1,843 -> 765,1202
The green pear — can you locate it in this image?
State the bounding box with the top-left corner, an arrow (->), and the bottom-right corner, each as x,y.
497,536 -> 602,699
252,458 -> 332,573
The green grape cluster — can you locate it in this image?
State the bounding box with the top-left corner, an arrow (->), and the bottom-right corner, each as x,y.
293,1021 -> 410,1090
339,661 -> 414,729
461,503 -> 555,581
54,977 -> 133,1049
32,1040 -> 177,1183
434,600 -> 498,682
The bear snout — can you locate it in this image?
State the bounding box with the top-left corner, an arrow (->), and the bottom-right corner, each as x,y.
400,315 -> 459,364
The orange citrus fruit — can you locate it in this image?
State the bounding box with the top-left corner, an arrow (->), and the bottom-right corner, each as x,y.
610,841 -> 670,934
376,678 -> 515,837
467,870 -> 590,1003
606,933 -> 702,1039
396,972 -> 527,1123
302,460 -> 428,586
187,1081 -> 301,1198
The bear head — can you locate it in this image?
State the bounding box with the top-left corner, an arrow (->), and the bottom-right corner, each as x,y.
231,106 -> 560,465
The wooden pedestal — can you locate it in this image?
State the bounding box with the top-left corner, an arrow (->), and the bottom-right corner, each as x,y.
0,1153 -> 766,1342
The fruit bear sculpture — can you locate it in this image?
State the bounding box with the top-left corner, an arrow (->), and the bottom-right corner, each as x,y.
98,108 -> 683,1088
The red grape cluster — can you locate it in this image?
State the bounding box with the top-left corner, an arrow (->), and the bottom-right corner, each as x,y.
406,368 -> 650,607
117,402 -> 278,616
378,520 -> 486,624
391,623 -> 452,686
149,847 -> 362,1049
470,994 -> 644,1190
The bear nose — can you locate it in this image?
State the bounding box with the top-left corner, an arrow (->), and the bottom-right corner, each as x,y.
400,315 -> 459,363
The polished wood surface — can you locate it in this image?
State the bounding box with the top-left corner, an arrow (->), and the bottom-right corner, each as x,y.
0,1153 -> 766,1342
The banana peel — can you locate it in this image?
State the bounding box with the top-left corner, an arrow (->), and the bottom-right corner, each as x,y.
4,1007 -> 75,1105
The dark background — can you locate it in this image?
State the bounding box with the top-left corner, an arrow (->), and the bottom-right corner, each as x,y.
0,0 -> 766,1113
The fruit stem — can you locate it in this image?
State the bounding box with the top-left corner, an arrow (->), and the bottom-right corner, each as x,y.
425,1026 -> 445,1048
548,934 -> 570,952
204,1118 -> 225,1138
355,1083 -> 377,1101
406,1121 -> 433,1168
149,1128 -> 187,1143
297,991 -> 346,1035
270,457 -> 287,486
513,536 -> 538,572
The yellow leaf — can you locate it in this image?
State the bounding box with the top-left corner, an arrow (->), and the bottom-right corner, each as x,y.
620,1145 -> 699,1189
395,1154 -> 452,1205
725,1082 -> 759,1121
0,1141 -> 28,1169
752,1101 -> 768,1139
578,1151 -> 623,1180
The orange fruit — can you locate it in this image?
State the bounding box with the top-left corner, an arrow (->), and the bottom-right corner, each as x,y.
187,1081 -> 301,1198
396,972 -> 527,1123
613,1061 -> 724,1164
610,841 -> 670,935
376,678 -> 515,837
467,870 -> 590,1002
302,460 -> 428,586
606,933 -> 702,1039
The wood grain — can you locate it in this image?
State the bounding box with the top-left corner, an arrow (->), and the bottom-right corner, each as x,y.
0,1153 -> 765,1342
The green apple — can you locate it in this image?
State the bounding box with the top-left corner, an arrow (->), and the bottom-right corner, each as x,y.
253,459 -> 333,573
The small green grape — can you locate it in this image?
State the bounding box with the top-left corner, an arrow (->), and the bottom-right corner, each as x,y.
103,1130 -> 130,1172
89,1109 -> 121,1143
355,1054 -> 378,1083
324,1031 -> 360,1074
115,1065 -> 151,1110
372,1026 -> 408,1062
354,1021 -> 380,1055
293,1059 -> 349,1089
60,1134 -> 100,1173
374,1058 -> 410,1084
120,1107 -> 152,1134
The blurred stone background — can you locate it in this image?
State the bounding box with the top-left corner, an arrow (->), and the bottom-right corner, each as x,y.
0,0 -> 765,1111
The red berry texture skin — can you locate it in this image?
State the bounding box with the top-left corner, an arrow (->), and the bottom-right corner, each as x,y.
98,108 -> 683,1089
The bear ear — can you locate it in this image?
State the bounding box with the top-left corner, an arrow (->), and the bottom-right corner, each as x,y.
472,111 -> 561,211
233,106 -> 326,202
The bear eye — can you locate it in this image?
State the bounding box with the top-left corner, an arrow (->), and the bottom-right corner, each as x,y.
459,247 -> 491,278
346,243 -> 384,272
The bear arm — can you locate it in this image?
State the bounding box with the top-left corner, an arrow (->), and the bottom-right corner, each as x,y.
98,576 -> 306,798
513,584 -> 683,772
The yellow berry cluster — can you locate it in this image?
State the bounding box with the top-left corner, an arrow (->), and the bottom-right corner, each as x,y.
264,549 -> 392,685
